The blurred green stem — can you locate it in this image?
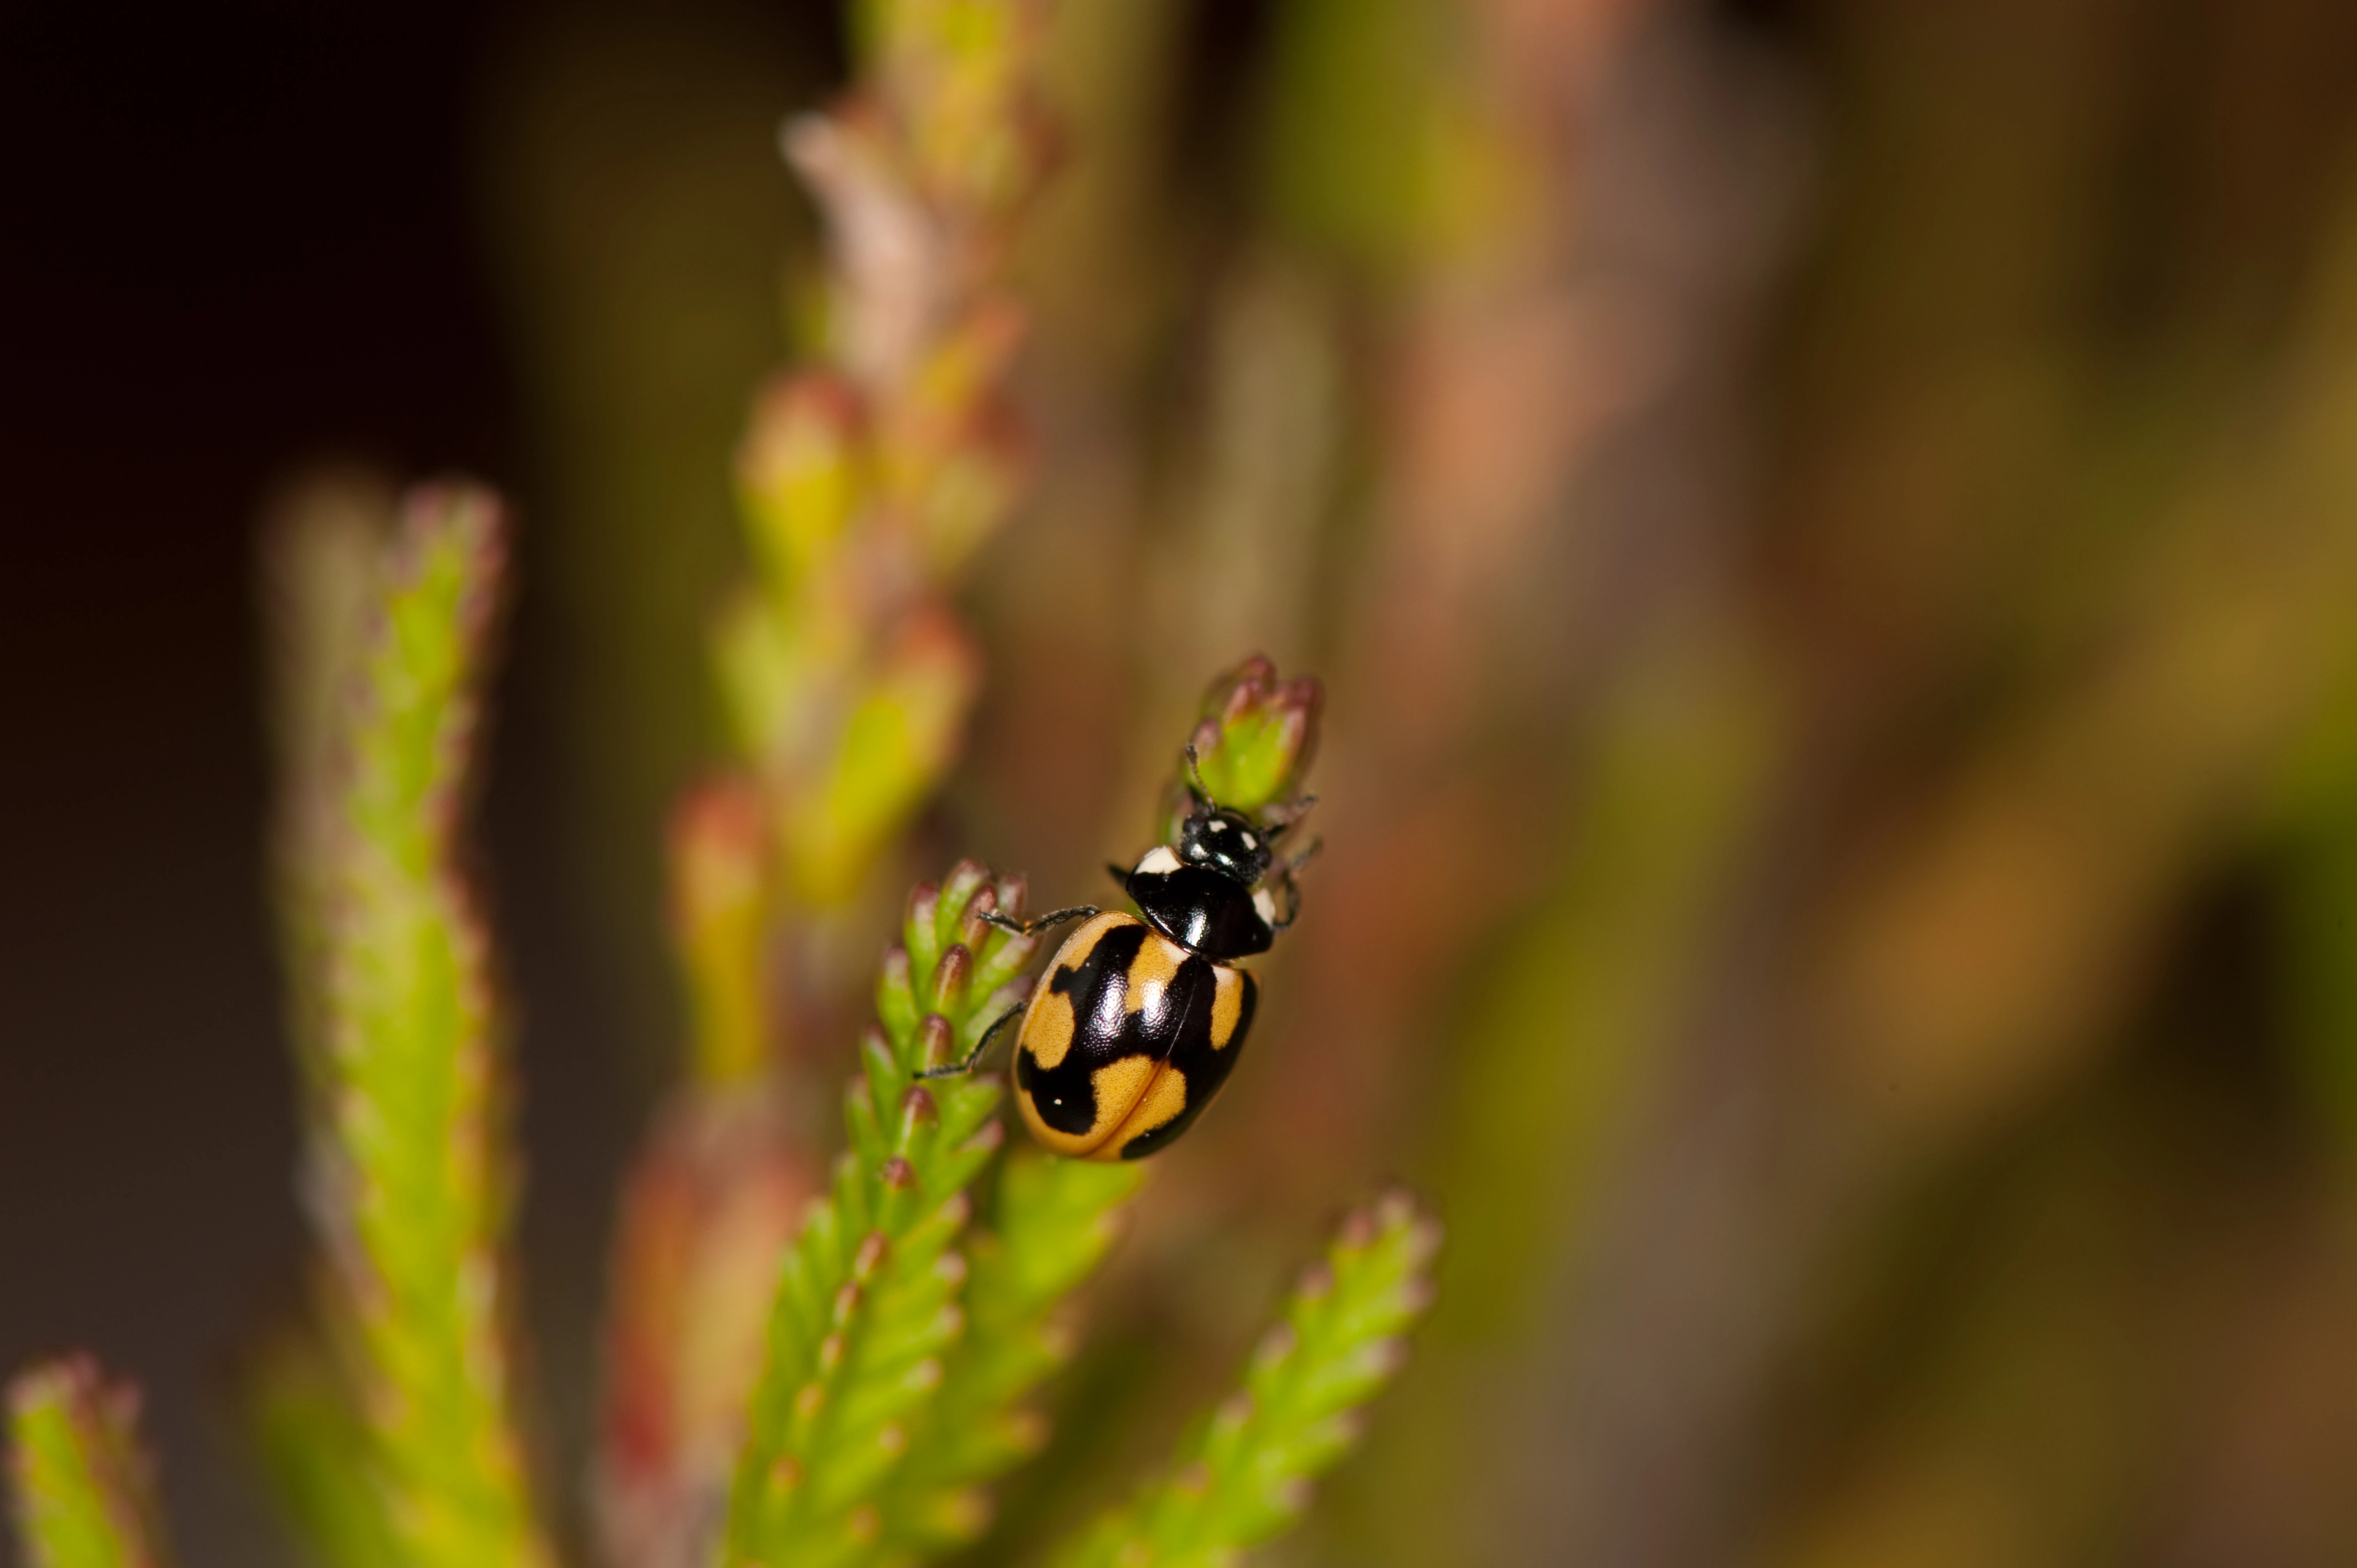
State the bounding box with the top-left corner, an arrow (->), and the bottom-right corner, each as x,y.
7,1359 -> 171,1568
287,484 -> 555,1568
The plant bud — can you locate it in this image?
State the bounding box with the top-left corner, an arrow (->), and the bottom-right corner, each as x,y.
737,373 -> 864,590
665,777 -> 771,1086
1168,654 -> 1326,831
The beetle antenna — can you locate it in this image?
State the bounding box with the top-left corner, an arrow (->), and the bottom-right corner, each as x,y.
1283,836 -> 1324,875
1182,742 -> 1213,809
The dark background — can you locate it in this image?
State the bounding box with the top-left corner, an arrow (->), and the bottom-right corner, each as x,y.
3,4 -> 527,1559
0,3 -> 791,1557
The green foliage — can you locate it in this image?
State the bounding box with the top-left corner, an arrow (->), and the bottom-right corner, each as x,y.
881,1150 -> 1145,1556
668,778 -> 775,1086
718,840 -> 1427,1568
1051,1193 -> 1442,1568
243,1336 -> 403,1568
709,0 -> 1048,917
7,1359 -> 168,1568
299,484 -> 554,1568
856,0 -> 1041,215
262,474 -> 394,1086
723,862 -> 1045,1565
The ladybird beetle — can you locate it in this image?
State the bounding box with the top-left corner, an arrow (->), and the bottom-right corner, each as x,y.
924,759 -> 1316,1162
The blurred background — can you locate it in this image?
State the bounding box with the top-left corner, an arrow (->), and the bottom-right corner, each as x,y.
10,0 -> 2357,1564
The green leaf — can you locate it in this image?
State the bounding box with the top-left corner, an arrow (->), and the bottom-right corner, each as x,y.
7,1359 -> 169,1568
1049,1193 -> 1442,1568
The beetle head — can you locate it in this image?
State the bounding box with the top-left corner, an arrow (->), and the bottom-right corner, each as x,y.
1177,804 -> 1274,886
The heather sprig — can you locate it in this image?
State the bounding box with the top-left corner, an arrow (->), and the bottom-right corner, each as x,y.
6,1360 -> 169,1568
1051,1193 -> 1442,1568
878,1150 -> 1146,1556
722,862 -> 1044,1565
290,483 -> 554,1568
594,6 -> 1054,1553
711,0 -> 1050,916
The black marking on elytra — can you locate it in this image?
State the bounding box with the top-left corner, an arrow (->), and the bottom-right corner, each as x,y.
1016,919 -> 1150,1137
1118,966 -> 1256,1159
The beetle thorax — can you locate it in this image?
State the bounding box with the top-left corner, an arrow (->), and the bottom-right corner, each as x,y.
1125,835 -> 1274,961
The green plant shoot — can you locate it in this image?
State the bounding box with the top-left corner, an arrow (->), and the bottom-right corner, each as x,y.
878,1149 -> 1146,1556
723,863 -> 1043,1565
7,1359 -> 170,1568
1052,1193 -> 1442,1568
305,484 -> 554,1568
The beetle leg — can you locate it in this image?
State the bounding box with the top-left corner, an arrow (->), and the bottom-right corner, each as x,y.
980,904 -> 1101,938
916,1002 -> 1023,1079
1267,839 -> 1319,933
1261,793 -> 1319,838
1269,871 -> 1305,932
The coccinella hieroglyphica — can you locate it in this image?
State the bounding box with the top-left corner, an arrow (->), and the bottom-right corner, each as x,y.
922,756 -> 1316,1161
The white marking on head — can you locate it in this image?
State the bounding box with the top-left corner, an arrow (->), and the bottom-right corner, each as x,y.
1238,831 -> 1258,850
1138,845 -> 1182,875
1253,888 -> 1279,923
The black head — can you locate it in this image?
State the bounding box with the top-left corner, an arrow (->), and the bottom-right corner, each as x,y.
1179,805 -> 1274,885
